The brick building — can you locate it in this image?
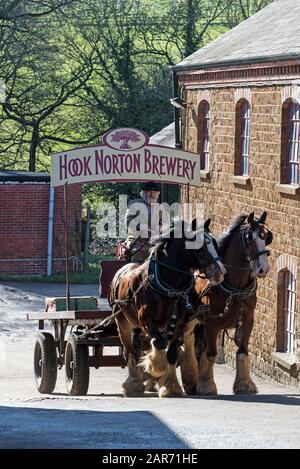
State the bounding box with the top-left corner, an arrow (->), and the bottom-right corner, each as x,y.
174,0 -> 300,385
0,171 -> 82,275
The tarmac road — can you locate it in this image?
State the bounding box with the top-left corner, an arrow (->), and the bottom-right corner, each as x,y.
0,282 -> 300,449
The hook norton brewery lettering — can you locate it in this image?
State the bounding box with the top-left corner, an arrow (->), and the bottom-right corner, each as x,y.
51,128 -> 201,187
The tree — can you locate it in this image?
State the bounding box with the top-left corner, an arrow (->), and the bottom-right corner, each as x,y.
0,0 -> 99,171
0,0 -> 272,185
111,130 -> 141,149
223,0 -> 273,28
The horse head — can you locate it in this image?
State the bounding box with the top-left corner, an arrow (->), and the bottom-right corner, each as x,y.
241,211 -> 273,278
162,218 -> 226,284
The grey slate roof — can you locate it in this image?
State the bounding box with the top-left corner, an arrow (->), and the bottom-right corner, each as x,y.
0,170 -> 50,182
149,123 -> 175,147
174,0 -> 300,70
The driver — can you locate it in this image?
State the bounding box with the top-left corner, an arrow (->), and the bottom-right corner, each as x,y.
124,181 -> 165,263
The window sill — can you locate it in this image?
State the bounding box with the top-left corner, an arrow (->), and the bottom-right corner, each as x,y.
275,183 -> 300,196
271,352 -> 298,371
230,175 -> 251,186
200,170 -> 210,180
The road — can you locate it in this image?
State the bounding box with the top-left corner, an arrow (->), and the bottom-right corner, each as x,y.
0,282 -> 299,449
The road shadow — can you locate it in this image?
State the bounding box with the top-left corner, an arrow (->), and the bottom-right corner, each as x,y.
51,392 -> 158,398
0,406 -> 189,449
189,393 -> 300,406
49,391 -> 300,404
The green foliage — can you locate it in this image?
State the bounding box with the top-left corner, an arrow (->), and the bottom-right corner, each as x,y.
0,0 -> 273,201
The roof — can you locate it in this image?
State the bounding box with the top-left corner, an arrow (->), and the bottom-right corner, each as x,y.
0,170 -> 50,183
174,0 -> 300,70
149,123 -> 175,147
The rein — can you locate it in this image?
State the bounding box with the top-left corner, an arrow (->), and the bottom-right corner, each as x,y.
152,258 -> 194,281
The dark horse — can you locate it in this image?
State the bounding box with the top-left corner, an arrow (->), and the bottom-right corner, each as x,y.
109,219 -> 226,397
181,212 -> 273,395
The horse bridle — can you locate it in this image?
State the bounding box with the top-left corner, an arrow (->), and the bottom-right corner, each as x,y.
192,232 -> 223,269
241,224 -> 272,262
147,231 -> 222,307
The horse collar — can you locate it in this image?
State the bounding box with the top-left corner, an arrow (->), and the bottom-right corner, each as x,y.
218,278 -> 257,297
148,251 -> 194,309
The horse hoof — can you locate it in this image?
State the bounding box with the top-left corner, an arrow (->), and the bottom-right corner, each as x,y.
122,382 -> 145,397
196,381 -> 218,395
158,385 -> 183,398
183,384 -> 197,396
144,377 -> 157,392
233,380 -> 258,394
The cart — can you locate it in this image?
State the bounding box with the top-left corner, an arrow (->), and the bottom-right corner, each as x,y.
27,263 -> 127,396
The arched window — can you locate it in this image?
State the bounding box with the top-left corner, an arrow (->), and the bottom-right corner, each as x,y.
277,269 -> 297,354
235,99 -> 251,176
197,101 -> 210,171
281,100 -> 300,185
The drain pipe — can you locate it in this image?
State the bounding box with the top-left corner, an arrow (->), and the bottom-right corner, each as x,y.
172,69 -> 189,205
47,186 -> 55,276
172,69 -> 182,150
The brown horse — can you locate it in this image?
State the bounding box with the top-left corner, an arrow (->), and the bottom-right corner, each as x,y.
181,212 -> 273,395
109,218 -> 226,398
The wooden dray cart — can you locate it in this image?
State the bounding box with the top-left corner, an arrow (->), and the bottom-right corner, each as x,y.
27,262 -> 126,396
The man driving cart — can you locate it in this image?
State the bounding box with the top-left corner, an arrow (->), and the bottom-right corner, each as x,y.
123,181 -> 165,263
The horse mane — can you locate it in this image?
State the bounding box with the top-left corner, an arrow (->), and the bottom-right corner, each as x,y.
217,214 -> 248,255
149,218 -> 189,253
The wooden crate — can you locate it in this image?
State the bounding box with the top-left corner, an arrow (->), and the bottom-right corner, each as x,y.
45,296 -> 98,312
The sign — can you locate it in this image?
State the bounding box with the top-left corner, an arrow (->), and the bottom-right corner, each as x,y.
51,128 -> 201,187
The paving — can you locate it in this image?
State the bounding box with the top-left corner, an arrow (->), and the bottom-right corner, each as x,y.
0,282 -> 299,449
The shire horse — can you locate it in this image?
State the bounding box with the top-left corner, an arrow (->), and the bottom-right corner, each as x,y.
181,212 -> 273,395
109,219 -> 226,398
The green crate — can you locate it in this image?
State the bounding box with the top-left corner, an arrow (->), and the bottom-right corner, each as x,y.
45,296 -> 98,312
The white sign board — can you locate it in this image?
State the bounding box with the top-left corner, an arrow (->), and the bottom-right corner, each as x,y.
51,128 -> 201,187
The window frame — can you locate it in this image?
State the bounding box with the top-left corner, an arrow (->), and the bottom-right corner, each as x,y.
198,100 -> 210,171
281,99 -> 300,185
235,99 -> 251,176
287,102 -> 300,185
284,269 -> 297,355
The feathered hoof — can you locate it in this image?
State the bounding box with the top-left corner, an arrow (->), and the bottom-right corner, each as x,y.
196,380 -> 218,395
139,352 -> 167,378
122,381 -> 145,397
158,384 -> 183,398
233,379 -> 258,395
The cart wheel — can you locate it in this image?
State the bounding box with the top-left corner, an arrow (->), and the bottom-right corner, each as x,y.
34,332 -> 57,394
65,334 -> 89,396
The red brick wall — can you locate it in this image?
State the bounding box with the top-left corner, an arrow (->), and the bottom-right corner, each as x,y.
181,85 -> 300,385
0,183 -> 82,275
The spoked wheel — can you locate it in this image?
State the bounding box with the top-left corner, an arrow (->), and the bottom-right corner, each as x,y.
65,334 -> 89,396
34,332 -> 57,394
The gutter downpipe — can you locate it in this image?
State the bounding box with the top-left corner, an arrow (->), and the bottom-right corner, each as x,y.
172,69 -> 182,150
172,69 -> 190,206
47,186 -> 55,276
